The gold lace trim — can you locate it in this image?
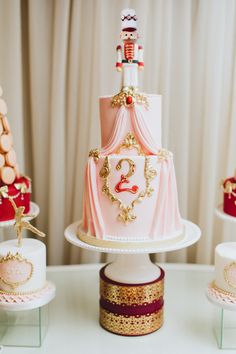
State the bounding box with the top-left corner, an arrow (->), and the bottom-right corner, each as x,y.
100,278 -> 164,305
100,307 -> 163,335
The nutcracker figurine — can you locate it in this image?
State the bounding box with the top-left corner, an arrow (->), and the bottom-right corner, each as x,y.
116,9 -> 144,89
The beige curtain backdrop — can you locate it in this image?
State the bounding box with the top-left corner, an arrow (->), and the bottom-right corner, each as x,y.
0,0 -> 235,265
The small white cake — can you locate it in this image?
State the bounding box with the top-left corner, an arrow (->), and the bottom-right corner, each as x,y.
0,238 -> 46,293
215,242 -> 236,295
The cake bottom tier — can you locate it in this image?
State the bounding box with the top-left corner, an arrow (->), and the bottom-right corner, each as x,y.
82,155 -> 183,242
99,265 -> 164,336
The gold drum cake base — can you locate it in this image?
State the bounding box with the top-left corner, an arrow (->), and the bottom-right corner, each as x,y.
99,265 -> 164,336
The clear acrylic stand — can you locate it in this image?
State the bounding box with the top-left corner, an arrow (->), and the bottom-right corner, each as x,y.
0,305 -> 48,347
214,307 -> 236,350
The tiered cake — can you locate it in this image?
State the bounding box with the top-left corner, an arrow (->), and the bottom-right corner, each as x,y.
78,10 -> 183,249
63,8 -> 202,337
221,171 -> 236,217
0,87 -> 31,222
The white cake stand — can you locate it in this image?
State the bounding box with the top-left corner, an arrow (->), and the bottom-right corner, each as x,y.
215,204 -> 236,224
65,219 -> 201,283
0,281 -> 56,312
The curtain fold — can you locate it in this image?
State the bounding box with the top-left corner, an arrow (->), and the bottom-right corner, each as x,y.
0,0 -> 235,265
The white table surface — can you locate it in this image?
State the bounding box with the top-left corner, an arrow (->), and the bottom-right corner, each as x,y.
2,263 -> 229,354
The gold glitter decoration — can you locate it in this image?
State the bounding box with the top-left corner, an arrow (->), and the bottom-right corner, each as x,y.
157,149 -> 173,162
89,148 -> 101,162
116,132 -> 144,155
99,156 -> 157,223
0,252 -> 33,289
9,198 -> 46,247
224,262 -> 236,289
100,307 -> 163,336
100,278 -> 164,305
111,86 -> 149,109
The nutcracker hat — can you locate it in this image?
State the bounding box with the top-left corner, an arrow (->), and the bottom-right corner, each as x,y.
121,8 -> 138,31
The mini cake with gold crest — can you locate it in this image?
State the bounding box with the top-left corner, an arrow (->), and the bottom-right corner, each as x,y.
208,242 -> 236,305
0,86 -> 31,222
0,198 -> 49,301
78,8 -> 183,249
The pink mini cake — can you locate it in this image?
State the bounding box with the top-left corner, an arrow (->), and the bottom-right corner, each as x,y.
77,10 -> 183,248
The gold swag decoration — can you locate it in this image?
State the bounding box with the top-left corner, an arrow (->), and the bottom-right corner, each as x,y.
111,87 -> 148,109
99,156 -> 157,223
89,148 -> 101,162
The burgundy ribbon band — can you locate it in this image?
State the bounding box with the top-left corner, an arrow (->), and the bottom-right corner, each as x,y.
100,297 -> 164,316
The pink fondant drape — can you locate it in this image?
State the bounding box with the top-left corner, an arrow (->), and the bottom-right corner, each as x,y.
100,104 -> 160,156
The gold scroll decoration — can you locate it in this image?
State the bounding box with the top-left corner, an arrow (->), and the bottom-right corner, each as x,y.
0,252 -> 33,289
89,148 -> 101,162
224,262 -> 236,289
116,132 -> 145,155
111,87 -> 149,109
99,156 -> 157,223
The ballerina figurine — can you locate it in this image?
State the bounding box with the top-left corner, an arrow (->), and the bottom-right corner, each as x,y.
9,198 -> 45,246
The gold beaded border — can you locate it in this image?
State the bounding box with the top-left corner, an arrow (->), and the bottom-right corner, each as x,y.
211,281 -> 236,298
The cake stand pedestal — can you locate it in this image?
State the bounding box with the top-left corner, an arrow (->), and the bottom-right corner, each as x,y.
65,219 -> 201,336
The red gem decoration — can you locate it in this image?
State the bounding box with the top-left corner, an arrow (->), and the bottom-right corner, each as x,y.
115,175 -> 139,194
126,96 -> 133,105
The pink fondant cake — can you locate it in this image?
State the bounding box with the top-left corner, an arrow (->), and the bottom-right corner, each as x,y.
77,11 -> 183,248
